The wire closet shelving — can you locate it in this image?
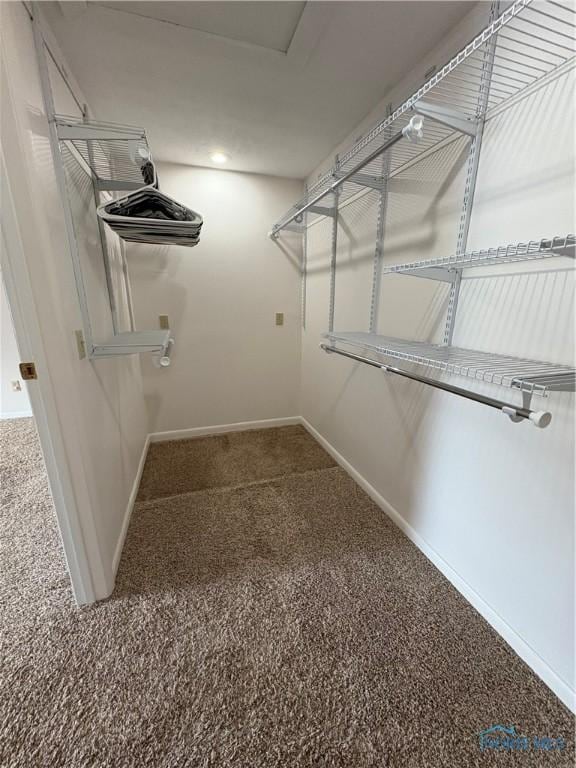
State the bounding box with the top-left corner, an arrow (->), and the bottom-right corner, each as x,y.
271,0 -> 576,427
55,116 -> 155,192
53,114 -> 173,361
383,235 -> 575,279
322,333 -> 576,396
32,0 -> 175,366
271,0 -> 575,236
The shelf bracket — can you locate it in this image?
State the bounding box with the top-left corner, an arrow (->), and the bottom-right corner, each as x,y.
308,205 -> 336,218
398,267 -> 458,283
550,242 -> 576,258
332,172 -> 385,191
276,223 -> 305,235
413,100 -> 478,137
502,391 -> 552,425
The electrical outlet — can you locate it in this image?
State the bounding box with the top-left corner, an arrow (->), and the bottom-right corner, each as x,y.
11,381 -> 21,392
75,330 -> 86,360
275,313 -> 284,326
159,315 -> 170,330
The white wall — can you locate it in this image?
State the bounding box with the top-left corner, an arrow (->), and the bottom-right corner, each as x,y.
129,163 -> 303,433
1,3 -> 149,599
301,4 -> 575,709
1,270 -> 32,419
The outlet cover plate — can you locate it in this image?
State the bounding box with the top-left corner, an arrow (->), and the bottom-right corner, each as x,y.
75,330 -> 86,360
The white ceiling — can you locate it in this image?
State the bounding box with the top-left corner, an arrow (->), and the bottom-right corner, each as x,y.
45,1 -> 475,179
97,2 -> 307,52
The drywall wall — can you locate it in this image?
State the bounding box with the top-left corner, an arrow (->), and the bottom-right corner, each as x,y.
128,163 -> 303,432
1,271 -> 32,419
1,3 -> 149,599
300,3 -> 575,709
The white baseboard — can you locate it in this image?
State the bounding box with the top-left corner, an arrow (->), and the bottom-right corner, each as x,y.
112,433 -> 150,576
149,416 -> 301,443
300,417 -> 575,713
0,410 -> 33,419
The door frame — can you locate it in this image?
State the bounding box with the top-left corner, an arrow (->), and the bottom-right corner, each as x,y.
1,149 -> 97,605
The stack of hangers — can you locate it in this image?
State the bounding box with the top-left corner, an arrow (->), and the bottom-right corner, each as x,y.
97,176 -> 203,247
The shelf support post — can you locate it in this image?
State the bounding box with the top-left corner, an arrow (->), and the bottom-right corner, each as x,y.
369,104 -> 393,333
328,156 -> 340,332
301,184 -> 308,329
444,0 -> 500,345
83,106 -> 119,335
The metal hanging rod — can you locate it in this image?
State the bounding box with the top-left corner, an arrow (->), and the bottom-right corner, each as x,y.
320,344 -> 552,428
269,116 -> 424,238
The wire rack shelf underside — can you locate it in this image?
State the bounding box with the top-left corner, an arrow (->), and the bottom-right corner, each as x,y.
384,235 -> 575,275
55,115 -> 152,190
325,331 -> 576,395
273,0 -> 575,233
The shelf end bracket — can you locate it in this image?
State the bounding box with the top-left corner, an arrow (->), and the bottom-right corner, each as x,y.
413,100 -> 478,137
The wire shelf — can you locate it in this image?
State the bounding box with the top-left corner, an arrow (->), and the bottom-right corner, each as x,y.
272,0 -> 576,234
55,115 -> 155,191
92,330 -> 172,358
384,234 -> 575,278
324,331 -> 576,395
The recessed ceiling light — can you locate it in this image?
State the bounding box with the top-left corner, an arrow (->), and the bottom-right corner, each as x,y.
210,152 -> 228,164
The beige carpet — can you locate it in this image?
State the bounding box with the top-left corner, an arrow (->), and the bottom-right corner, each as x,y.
1,421 -> 573,767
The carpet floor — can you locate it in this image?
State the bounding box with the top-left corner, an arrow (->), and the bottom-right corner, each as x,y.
1,421 -> 573,767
